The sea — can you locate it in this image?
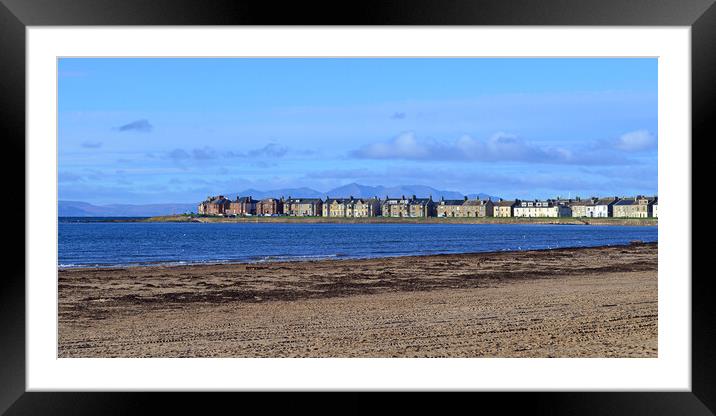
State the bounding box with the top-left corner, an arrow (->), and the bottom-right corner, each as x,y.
57,218 -> 658,269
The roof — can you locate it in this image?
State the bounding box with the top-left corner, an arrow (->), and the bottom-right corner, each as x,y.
569,199 -> 594,207
614,199 -> 635,206
517,200 -> 556,207
286,198 -> 322,203
594,198 -> 618,206
210,197 -> 229,205
463,199 -> 490,206
438,199 -> 465,206
383,197 -> 433,205
326,197 -> 374,205
495,200 -> 518,207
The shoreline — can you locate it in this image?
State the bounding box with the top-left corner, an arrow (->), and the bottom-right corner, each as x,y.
59,243 -> 658,358
63,214 -> 660,226
147,215 -> 657,226
58,241 -> 657,271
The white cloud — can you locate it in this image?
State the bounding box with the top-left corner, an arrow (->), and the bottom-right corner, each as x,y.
614,130 -> 656,152
351,132 -> 629,165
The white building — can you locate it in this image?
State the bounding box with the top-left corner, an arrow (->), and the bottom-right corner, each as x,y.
588,197 -> 618,218
653,201 -> 658,218
513,200 -> 571,218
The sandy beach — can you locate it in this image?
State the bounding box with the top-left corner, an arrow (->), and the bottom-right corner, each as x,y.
58,243 -> 657,358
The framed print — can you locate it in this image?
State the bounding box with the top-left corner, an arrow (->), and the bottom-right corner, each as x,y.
2,0 -> 713,414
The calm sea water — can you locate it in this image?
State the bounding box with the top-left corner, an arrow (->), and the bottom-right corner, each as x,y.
57,220 -> 658,268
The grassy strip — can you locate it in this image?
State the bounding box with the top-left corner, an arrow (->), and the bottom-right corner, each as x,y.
140,214 -> 657,226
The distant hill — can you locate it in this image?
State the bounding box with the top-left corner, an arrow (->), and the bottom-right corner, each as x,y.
58,201 -> 196,217
232,183 -> 499,201
224,187 -> 324,200
60,183 -> 499,217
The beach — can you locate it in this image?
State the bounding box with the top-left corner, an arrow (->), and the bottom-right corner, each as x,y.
58,243 -> 657,358
139,214 -> 658,226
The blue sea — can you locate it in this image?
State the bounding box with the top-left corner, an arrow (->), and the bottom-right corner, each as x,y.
57,220 -> 658,269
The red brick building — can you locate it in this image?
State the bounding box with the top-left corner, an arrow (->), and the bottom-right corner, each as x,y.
198,195 -> 231,215
257,198 -> 284,215
227,196 -> 257,216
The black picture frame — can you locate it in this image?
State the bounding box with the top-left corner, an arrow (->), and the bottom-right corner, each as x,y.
1,0 -> 711,413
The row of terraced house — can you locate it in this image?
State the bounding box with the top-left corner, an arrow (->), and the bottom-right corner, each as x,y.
198,194 -> 658,218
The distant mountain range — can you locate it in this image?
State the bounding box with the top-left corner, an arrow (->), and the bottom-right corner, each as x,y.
58,201 -> 197,217
59,183 -> 499,217
227,183 -> 497,201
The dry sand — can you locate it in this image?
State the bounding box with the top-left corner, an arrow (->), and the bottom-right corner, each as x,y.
58,243 -> 657,357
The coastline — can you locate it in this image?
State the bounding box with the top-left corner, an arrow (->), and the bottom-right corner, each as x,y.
58,241 -> 656,271
59,243 -> 658,357
137,215 -> 657,226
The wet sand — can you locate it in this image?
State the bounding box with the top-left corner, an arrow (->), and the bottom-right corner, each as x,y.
58,243 -> 657,357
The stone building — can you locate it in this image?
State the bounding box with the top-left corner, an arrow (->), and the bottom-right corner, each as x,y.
493,199 -> 519,217
436,197 -> 493,217
462,198 -> 494,217
436,198 -> 466,217
284,197 -> 323,216
322,197 -> 381,217
569,198 -> 594,217
226,196 -> 257,216
256,198 -> 284,216
381,195 -> 435,218
513,200 -> 572,218
613,196 -> 654,218
652,200 -> 658,218
198,195 -> 230,216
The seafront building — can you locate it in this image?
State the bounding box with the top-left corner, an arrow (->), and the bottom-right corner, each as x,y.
284,197 -> 323,217
197,193 -> 656,219
256,198 -> 284,216
198,195 -> 231,216
613,196 -> 655,218
436,197 -> 494,217
589,197 -> 619,218
227,196 -> 257,216
513,200 -> 572,218
493,199 -> 519,217
569,198 -> 594,217
381,195 -> 435,218
323,197 -> 381,217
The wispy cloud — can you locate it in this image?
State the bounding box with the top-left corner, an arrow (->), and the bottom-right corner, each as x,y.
167,144 -> 289,164
246,143 -> 288,158
58,171 -> 83,183
168,149 -> 191,161
391,112 -> 406,120
192,147 -> 218,160
81,141 -> 102,149
116,119 -> 153,133
350,132 -> 632,166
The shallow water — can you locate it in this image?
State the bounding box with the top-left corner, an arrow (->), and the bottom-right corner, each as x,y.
57,221 -> 658,268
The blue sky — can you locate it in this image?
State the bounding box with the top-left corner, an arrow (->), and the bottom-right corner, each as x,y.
58,58 -> 657,204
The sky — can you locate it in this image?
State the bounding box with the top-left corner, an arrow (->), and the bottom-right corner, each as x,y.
58,58 -> 657,204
